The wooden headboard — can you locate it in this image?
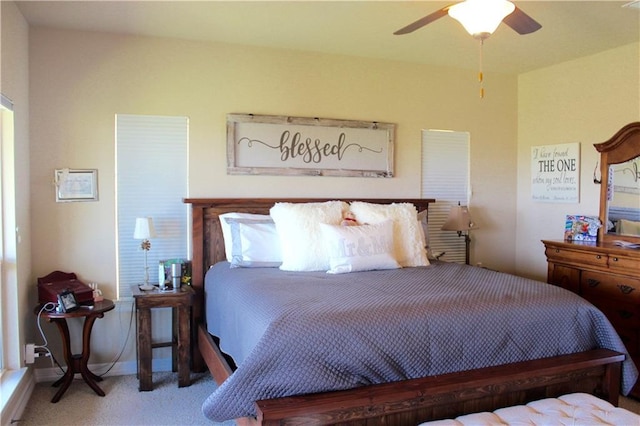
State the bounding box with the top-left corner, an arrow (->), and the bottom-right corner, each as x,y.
182,198 -> 433,371
183,197 -> 433,292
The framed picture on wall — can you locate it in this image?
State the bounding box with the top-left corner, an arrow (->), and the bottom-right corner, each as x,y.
227,114 -> 395,178
55,168 -> 98,202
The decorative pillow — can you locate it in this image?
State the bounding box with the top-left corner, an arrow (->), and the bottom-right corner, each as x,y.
618,219 -> 640,236
349,201 -> 429,267
224,217 -> 282,268
219,213 -> 273,262
270,201 -> 347,271
320,221 -> 400,274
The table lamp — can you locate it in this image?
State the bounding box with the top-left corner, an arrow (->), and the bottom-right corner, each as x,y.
133,217 -> 157,290
441,203 -> 478,265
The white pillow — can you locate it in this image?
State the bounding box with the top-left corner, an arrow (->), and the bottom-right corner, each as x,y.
320,221 -> 400,274
349,201 -> 429,267
270,201 -> 347,271
219,213 -> 272,262
224,217 -> 282,268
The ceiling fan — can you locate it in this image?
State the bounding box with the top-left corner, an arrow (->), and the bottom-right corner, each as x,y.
394,0 -> 541,39
394,0 -> 541,98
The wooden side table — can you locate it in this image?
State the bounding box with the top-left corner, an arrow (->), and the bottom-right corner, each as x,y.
35,299 -> 115,403
131,285 -> 194,391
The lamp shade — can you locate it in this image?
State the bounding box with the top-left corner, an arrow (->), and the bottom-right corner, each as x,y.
448,0 -> 515,38
133,217 -> 157,240
441,205 -> 478,232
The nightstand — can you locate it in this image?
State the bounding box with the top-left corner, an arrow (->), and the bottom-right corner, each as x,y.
35,299 -> 115,402
130,285 -> 194,391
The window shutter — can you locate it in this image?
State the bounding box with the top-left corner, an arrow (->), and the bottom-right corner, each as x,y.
116,114 -> 189,298
421,130 -> 470,264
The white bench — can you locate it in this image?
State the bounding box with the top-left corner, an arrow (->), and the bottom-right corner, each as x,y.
420,393 -> 639,426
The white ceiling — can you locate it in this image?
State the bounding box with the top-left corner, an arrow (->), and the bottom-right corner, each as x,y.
15,1 -> 640,74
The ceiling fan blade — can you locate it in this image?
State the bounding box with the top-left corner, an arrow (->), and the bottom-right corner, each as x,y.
502,6 -> 542,35
394,7 -> 450,35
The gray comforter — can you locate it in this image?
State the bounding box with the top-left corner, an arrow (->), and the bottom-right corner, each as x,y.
202,261 -> 638,422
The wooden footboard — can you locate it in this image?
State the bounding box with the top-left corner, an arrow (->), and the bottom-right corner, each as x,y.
198,323 -> 624,425
255,349 -> 624,425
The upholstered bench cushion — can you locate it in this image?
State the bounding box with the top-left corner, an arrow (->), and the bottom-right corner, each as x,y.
420,393 -> 640,426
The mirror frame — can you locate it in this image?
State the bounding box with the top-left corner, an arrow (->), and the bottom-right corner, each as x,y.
594,122 -> 640,244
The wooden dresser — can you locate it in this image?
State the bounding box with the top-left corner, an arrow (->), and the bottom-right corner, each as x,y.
543,239 -> 640,397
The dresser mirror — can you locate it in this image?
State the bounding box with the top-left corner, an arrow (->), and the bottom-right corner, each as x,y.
595,122 -> 640,244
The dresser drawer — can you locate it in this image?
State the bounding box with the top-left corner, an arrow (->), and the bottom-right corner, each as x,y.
607,254 -> 640,275
590,298 -> 640,329
581,271 -> 640,303
545,246 -> 608,267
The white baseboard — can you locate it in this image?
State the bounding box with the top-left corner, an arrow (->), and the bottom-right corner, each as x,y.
33,357 -> 175,383
1,367 -> 35,426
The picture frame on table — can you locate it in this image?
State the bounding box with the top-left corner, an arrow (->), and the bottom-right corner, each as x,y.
57,290 -> 79,313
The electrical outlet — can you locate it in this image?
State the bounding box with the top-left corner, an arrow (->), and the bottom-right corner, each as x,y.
25,343 -> 35,364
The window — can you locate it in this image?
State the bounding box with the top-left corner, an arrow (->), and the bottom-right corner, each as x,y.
116,115 -> 189,298
421,129 -> 470,264
0,93 -> 17,373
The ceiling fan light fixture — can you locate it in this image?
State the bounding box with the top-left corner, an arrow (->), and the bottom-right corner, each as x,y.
448,0 -> 516,38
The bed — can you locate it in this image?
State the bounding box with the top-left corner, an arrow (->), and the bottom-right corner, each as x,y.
184,198 -> 638,425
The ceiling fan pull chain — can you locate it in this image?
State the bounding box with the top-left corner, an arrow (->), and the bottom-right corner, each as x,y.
478,38 -> 485,98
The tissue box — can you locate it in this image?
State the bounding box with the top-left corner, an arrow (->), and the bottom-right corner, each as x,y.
564,215 -> 601,242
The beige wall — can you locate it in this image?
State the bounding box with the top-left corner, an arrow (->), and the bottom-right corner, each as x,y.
1,0 -> 31,369
28,27 -> 520,288
26,27 -> 520,368
516,42 -> 640,281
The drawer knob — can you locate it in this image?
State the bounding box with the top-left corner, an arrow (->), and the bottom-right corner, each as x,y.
587,279 -> 600,287
555,249 -> 560,253
617,284 -> 636,295
612,257 -> 619,262
595,255 -> 602,260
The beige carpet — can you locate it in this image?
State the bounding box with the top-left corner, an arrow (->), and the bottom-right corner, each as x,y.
17,372 -> 234,426
16,371 -> 640,425
620,394 -> 640,415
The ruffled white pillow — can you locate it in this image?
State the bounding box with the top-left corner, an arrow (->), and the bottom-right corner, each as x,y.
349,201 -> 429,267
320,221 -> 400,274
270,201 -> 347,271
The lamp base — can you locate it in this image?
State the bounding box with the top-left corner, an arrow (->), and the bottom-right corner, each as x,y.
457,231 -> 471,265
464,233 -> 471,265
139,284 -> 155,291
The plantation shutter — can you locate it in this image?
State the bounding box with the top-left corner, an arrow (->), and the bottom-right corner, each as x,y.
116,114 -> 189,298
421,129 -> 470,264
